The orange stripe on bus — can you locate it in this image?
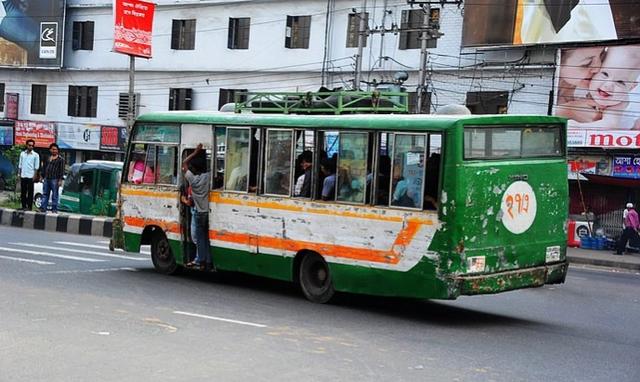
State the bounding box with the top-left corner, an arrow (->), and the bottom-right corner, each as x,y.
123,216 -> 182,234
121,187 -> 177,199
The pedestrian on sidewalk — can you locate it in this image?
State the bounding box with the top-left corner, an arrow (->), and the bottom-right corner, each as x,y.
17,139 -> 39,210
615,203 -> 639,255
40,143 -> 65,213
181,144 -> 213,271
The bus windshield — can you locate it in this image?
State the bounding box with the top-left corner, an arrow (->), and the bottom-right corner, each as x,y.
464,125 -> 563,159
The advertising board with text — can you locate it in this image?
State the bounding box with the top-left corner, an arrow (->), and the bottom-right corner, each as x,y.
56,123 -> 101,151
462,1 -> 640,47
113,0 -> 155,58
100,125 -> 127,152
554,44 -> 640,148
0,0 -> 65,68
14,120 -> 55,147
0,125 -> 13,145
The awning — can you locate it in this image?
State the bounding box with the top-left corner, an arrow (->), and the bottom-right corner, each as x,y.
581,173 -> 640,187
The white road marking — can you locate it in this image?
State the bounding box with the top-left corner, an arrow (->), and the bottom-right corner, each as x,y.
10,243 -> 148,261
173,311 -> 267,328
56,241 -> 151,255
0,246 -> 105,263
0,254 -> 54,265
39,267 -> 139,275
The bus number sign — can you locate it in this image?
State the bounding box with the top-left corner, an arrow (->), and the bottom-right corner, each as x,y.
500,181 -> 537,234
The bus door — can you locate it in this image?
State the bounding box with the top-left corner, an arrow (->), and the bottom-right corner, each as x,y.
180,124 -> 213,261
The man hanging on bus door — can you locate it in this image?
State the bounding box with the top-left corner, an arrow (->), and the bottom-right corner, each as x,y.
182,143 -> 213,271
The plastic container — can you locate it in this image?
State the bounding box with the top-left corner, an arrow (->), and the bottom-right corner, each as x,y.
580,236 -> 593,249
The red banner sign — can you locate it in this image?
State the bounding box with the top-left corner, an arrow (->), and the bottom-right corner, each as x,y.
113,0 -> 155,58
14,120 -> 56,148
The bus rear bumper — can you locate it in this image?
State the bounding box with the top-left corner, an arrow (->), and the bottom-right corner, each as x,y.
454,261 -> 568,296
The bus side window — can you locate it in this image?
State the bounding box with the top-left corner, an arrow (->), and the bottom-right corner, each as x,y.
390,134 -> 426,209
224,128 -> 251,192
373,133 -> 393,206
316,131 -> 338,200
337,132 -> 369,204
156,146 -> 178,185
264,129 -> 293,196
213,127 -> 226,189
248,127 -> 260,193
423,134 -> 442,210
127,143 -> 149,184
293,129 -> 314,198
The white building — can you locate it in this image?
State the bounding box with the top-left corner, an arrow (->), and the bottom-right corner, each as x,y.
0,0 -> 556,163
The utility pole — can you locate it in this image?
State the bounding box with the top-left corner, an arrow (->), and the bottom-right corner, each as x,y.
127,55 -> 135,134
416,6 -> 431,114
353,0 -> 368,90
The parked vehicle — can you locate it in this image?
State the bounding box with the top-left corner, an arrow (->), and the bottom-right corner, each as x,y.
58,161 -> 123,216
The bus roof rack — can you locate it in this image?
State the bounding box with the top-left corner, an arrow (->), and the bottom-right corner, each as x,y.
234,90 -> 409,115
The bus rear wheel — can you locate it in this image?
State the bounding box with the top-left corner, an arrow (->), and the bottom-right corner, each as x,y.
151,231 -> 180,275
299,253 -> 335,303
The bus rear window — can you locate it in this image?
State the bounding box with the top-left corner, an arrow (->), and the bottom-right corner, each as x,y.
464,125 -> 562,159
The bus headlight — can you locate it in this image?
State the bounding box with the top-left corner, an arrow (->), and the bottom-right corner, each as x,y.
545,246 -> 560,263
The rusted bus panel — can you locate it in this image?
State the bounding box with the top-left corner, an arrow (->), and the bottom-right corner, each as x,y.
456,262 -> 567,296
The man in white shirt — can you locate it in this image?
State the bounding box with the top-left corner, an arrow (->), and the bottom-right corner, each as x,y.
17,139 -> 40,210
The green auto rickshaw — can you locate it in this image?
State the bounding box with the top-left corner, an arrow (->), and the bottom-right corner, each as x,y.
58,161 -> 123,217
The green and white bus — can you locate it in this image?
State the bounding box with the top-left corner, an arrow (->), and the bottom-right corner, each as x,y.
113,109 -> 568,303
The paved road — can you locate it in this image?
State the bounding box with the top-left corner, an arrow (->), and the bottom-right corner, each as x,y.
0,226 -> 638,382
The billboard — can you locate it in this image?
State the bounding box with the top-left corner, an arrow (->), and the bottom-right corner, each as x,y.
462,0 -> 640,47
0,125 -> 13,145
57,123 -> 101,151
100,125 -> 127,152
0,0 -> 66,67
14,120 -> 55,147
554,44 -> 640,148
612,156 -> 640,179
113,0 -> 155,58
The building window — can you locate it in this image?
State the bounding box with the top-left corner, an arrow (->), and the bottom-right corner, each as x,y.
408,91 -> 431,114
169,88 -> 192,110
399,9 -> 435,50
31,85 -> 47,115
346,12 -> 368,48
228,17 -> 250,49
285,15 -> 311,49
171,19 -> 196,50
218,88 -> 247,110
72,21 -> 94,50
68,86 -> 98,118
0,83 -> 4,112
466,91 -> 509,114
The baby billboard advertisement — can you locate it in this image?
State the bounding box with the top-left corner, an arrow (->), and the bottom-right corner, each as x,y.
555,44 -> 640,148
0,0 -> 65,68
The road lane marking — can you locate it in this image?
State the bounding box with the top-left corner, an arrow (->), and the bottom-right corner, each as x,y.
38,267 -> 139,275
0,246 -> 105,262
173,311 -> 267,328
0,254 -> 54,265
10,243 -> 148,261
55,241 -> 151,255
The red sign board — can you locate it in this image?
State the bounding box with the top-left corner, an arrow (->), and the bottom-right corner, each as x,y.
14,120 -> 56,148
5,93 -> 19,120
100,125 -> 127,152
113,0 -> 155,58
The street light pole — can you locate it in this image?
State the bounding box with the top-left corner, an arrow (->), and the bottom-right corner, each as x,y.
353,0 -> 367,90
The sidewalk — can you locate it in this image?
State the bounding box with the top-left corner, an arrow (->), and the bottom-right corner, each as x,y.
567,247 -> 640,272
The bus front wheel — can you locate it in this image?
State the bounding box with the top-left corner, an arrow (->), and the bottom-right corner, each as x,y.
299,253 -> 335,303
151,231 -> 180,275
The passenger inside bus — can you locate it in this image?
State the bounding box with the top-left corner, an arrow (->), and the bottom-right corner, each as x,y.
294,150 -> 312,197
320,158 -> 336,201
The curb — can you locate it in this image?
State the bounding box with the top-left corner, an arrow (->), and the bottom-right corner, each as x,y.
568,256 -> 640,272
0,208 -> 113,238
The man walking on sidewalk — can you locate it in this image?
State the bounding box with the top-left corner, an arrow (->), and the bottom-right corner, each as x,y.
616,203 -> 639,255
17,139 -> 39,210
40,143 -> 65,213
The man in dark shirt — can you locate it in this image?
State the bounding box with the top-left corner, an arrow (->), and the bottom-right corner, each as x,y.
40,143 -> 65,213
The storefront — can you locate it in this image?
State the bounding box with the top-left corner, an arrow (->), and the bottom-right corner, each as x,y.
56,123 -> 125,164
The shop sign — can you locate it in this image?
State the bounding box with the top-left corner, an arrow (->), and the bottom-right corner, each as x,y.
0,125 -> 13,145
57,123 -> 101,151
113,0 -> 156,58
14,120 -> 55,147
567,129 -> 640,148
5,93 -> 19,120
568,155 -> 611,177
612,156 -> 640,179
100,125 -> 127,151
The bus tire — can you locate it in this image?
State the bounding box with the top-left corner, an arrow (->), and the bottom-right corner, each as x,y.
151,231 -> 180,275
298,253 -> 335,303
